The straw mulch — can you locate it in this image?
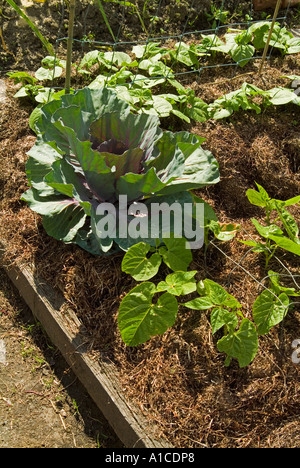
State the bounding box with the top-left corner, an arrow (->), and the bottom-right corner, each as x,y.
1,54 -> 300,447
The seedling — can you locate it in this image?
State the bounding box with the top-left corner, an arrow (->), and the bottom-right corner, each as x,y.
244,183 -> 300,267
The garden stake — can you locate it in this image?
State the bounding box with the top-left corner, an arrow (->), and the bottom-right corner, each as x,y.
65,0 -> 76,94
258,0 -> 282,74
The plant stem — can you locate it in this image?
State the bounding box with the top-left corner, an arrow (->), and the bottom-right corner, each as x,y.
95,0 -> 116,42
5,0 -> 54,55
65,0 -> 76,94
258,0 -> 281,74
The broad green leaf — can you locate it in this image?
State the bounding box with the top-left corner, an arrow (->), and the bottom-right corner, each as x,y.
282,195 -> 300,207
156,271 -> 197,296
183,296 -> 214,310
253,290 -> 290,335
44,159 -> 93,213
267,87 -> 296,106
159,237 -> 193,272
286,37 -> 300,54
116,168 -> 166,202
149,95 -> 173,118
121,242 -> 162,281
249,21 -> 272,49
21,188 -> 86,242
268,270 -> 300,297
186,99 -> 209,122
171,108 -> 191,123
274,202 -> 299,244
14,85 -> 32,98
251,219 -> 284,238
246,188 -> 268,207
118,282 -> 178,346
230,44 -> 255,67
217,318 -> 259,368
26,141 -> 62,187
104,51 -> 132,67
210,307 -> 238,334
268,235 -> 300,256
240,240 -> 269,253
35,66 -> 64,81
171,42 -> 198,67
29,106 -> 43,133
203,279 -> 242,309
7,71 -> 38,85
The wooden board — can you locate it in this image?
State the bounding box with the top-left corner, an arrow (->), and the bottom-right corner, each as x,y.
0,250 -> 171,449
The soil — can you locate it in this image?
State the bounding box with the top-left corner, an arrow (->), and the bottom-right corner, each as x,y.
1,0 -> 300,449
0,268 -> 122,448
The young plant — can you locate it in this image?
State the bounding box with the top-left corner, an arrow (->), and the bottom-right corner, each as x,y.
120,238 -> 259,368
119,237 -> 194,345
21,87 -> 220,255
244,183 -> 300,267
120,227 -> 298,368
253,270 -> 299,336
7,56 -> 66,104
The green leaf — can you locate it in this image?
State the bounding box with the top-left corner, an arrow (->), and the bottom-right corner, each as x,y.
253,290 -> 290,335
159,237 -> 193,272
156,271 -> 197,296
118,283 -> 178,346
249,21 -> 271,49
246,188 -> 268,207
217,318 -> 259,368
21,188 -> 86,242
210,307 -> 238,334
104,51 -> 132,67
25,140 -> 62,189
268,270 -> 300,297
29,106 -> 43,133
268,235 -> 300,256
183,296 -> 214,310
286,37 -> 300,54
203,279 -> 242,308
7,71 -> 38,85
116,168 -> 166,202
240,240 -> 269,253
209,221 -> 240,242
282,195 -> 300,207
230,44 -> 255,67
274,202 -> 299,244
121,242 -> 162,281
35,66 -> 63,81
251,219 -> 284,238
267,87 -> 296,106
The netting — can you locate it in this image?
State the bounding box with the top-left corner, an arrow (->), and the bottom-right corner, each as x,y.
49,0 -> 299,91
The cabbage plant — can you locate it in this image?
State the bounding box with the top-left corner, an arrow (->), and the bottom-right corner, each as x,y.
22,87 -> 219,255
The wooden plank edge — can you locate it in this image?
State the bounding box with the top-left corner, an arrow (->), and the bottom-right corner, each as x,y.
0,249 -> 171,449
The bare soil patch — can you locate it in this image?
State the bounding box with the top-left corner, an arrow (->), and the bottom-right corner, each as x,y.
0,267 -> 122,448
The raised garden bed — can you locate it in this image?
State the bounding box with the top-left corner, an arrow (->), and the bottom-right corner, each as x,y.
1,0 -> 300,449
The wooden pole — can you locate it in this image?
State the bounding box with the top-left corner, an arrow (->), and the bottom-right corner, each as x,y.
65,0 -> 76,94
258,0 -> 282,75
